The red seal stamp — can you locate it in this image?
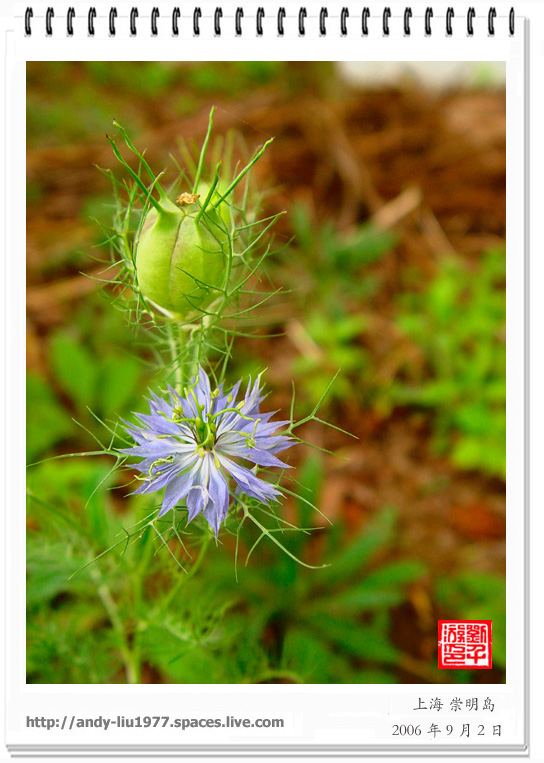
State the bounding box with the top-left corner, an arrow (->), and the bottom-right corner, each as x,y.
438,620 -> 492,669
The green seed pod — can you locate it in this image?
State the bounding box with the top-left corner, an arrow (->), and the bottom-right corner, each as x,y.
135,193 -> 228,320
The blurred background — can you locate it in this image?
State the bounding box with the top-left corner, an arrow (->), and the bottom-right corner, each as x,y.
26,61 -> 506,684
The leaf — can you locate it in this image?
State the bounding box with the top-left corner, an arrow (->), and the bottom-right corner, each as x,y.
317,585 -> 405,613
26,540 -> 87,607
455,571 -> 506,600
141,627 -> 225,683
27,606 -> 119,683
363,560 -> 426,587
139,603 -> 240,684
392,246 -> 505,479
308,614 -> 401,664
332,224 -> 396,270
50,331 -> 99,411
26,373 -> 75,460
305,549 -> 424,617
318,506 -> 397,586
290,204 -> 316,253
81,462 -> 119,547
281,627 -> 332,683
98,354 -> 142,416
296,453 -> 323,529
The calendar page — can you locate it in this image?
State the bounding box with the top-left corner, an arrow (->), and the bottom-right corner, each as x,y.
1,0 -> 541,759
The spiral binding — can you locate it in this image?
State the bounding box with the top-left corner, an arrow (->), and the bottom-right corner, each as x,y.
23,5 -> 515,37
383,7 -> 391,35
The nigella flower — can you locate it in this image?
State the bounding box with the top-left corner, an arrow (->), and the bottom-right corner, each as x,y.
120,368 -> 292,536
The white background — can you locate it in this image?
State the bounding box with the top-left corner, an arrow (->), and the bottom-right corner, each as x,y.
2,0 -> 543,760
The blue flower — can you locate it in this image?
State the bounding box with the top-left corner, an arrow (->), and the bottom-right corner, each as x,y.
120,368 -> 292,536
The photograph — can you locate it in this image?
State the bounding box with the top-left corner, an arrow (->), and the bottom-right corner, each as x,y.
26,60 -> 506,686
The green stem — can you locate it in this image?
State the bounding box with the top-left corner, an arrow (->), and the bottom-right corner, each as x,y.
185,325 -> 201,383
195,161 -> 222,225
112,119 -> 165,199
193,107 -> 215,194
90,566 -> 139,684
107,134 -> 162,213
134,528 -> 156,607
213,138 -> 274,208
159,532 -> 212,614
167,323 -> 183,393
129,528 -> 157,683
188,532 -> 212,578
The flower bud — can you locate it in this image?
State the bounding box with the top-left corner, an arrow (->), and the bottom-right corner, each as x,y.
135,193 -> 228,319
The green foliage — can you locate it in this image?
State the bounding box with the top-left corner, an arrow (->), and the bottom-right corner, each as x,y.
27,449 -> 429,684
85,62 -> 181,98
393,249 -> 506,478
50,327 -> 144,419
138,590 -> 243,683
26,372 -> 75,462
27,460 -> 126,683
287,204 -> 396,410
290,204 -> 395,304
291,312 -> 369,407
27,457 -> 247,683
50,332 -> 100,411
187,62 -> 285,97
200,463 -> 427,683
27,302 -> 148,463
27,62 -> 334,152
287,205 -> 505,482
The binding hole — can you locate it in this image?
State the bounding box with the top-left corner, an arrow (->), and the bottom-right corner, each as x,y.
235,7 -> 243,35
256,7 -> 265,36
88,6 -> 96,35
509,7 -> 515,35
446,7 -> 454,35
277,7 -> 285,35
361,7 -> 370,36
319,7 -> 327,35
467,7 -> 475,35
45,7 -> 54,36
151,7 -> 159,35
383,7 -> 391,36
403,7 -> 411,35
109,7 -> 117,36
193,7 -> 201,35
67,6 -> 75,35
488,7 -> 496,35
129,7 -> 138,35
24,7 -> 33,36
340,7 -> 349,35
298,7 -> 306,36
214,7 -> 222,35
424,7 -> 433,35
172,7 -> 180,35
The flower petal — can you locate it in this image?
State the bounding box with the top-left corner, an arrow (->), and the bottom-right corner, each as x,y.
194,366 -> 212,414
157,457 -> 201,517
203,464 -> 230,536
217,454 -> 280,503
